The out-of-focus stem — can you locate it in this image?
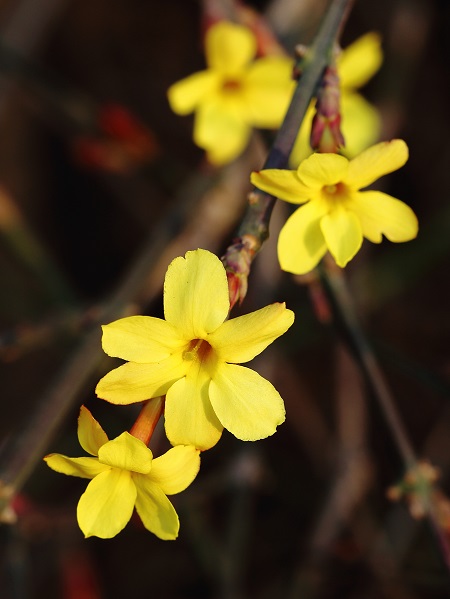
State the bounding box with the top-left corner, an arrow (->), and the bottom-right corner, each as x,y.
319,259 -> 450,572
0,186 -> 76,308
319,261 -> 416,467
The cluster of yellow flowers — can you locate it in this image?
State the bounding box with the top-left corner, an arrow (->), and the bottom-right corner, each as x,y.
45,250 -> 294,539
45,19 -> 419,541
168,21 -> 418,274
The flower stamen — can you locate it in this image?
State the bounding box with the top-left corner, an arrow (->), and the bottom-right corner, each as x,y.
183,339 -> 213,363
221,79 -> 243,93
322,181 -> 347,201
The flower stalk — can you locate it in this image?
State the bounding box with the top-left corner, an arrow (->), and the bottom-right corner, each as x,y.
129,397 -> 165,446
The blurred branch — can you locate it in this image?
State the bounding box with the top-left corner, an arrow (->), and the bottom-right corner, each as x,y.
0,186 -> 76,309
0,307 -> 96,362
0,0 -> 67,53
289,344 -> 372,598
318,258 -> 450,572
320,259 -> 416,468
0,0 -> 68,114
184,447 -> 264,599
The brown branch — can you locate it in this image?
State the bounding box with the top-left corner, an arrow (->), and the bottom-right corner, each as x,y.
222,0 -> 355,307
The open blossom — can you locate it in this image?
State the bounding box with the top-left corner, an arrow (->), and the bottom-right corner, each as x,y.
44,406 -> 200,540
168,21 -> 293,165
251,140 -> 418,274
96,249 -> 294,450
291,32 -> 383,165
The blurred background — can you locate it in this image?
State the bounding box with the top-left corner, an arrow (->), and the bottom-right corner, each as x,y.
1,0 -> 450,597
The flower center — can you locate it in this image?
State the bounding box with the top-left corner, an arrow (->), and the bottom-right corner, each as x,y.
322,181 -> 347,201
221,78 -> 243,94
183,339 -> 213,364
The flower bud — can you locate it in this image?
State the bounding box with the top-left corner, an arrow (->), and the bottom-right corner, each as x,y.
222,238 -> 254,309
310,63 -> 345,153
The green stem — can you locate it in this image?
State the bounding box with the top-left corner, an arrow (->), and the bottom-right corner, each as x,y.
222,0 -> 354,299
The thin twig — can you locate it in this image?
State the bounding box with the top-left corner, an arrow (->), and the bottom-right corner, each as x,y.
319,261 -> 416,467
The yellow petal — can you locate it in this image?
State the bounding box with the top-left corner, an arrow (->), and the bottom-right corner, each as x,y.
243,56 -> 294,127
163,249 -> 229,338
338,32 -> 383,90
98,432 -> 153,474
206,21 -> 256,75
134,476 -> 180,540
101,316 -> 183,363
251,169 -> 311,204
347,190 -> 418,243
167,70 -> 219,115
298,153 -> 349,188
77,469 -> 136,539
340,92 -> 381,158
277,201 -> 328,274
165,365 -> 223,451
209,303 -> 294,363
345,139 -> 408,190
320,207 -> 363,267
209,363 -> 285,441
44,454 -> 108,479
150,446 -> 200,495
96,352 -> 187,405
288,102 -> 316,167
194,99 -> 251,165
77,405 -> 109,456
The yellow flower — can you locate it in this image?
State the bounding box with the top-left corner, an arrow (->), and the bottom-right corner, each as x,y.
96,249 -> 294,450
44,406 -> 200,540
251,139 -> 418,274
291,32 -> 383,165
168,21 -> 293,165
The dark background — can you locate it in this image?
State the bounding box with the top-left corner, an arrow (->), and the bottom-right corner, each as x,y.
1,0 -> 450,597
